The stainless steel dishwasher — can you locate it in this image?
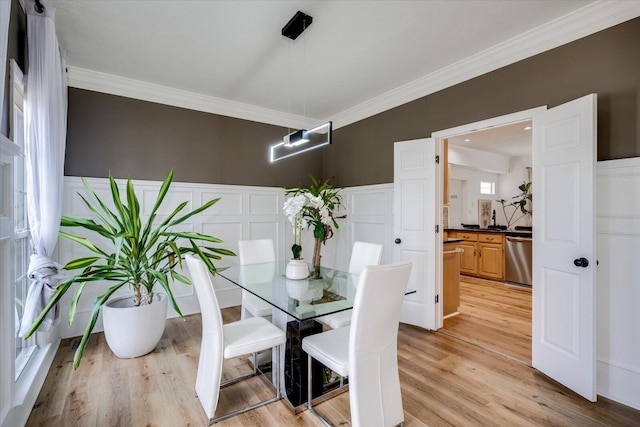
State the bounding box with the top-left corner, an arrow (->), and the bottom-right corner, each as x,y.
505,235 -> 532,286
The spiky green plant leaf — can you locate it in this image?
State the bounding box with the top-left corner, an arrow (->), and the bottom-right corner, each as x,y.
25,170 -> 235,368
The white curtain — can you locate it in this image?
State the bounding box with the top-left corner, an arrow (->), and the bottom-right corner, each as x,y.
18,0 -> 67,337
0,0 -> 11,134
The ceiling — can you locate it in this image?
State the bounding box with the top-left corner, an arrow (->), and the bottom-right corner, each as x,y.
448,120 -> 533,157
43,0 -> 625,127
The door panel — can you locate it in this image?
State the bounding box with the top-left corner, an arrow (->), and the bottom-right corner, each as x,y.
542,269 -> 580,355
394,138 -> 437,330
544,163 -> 580,242
533,93 -> 596,401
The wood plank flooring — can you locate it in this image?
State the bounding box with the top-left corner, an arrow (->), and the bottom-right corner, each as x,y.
27,305 -> 640,427
442,276 -> 532,365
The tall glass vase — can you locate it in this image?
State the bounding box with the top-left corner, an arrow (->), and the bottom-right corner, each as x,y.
311,237 -> 322,279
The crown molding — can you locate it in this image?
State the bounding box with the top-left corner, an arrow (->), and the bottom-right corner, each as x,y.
66,1 -> 640,131
66,66 -> 318,130
330,0 -> 640,129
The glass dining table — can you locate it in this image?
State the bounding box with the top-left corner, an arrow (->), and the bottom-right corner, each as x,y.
217,261 -> 415,412
218,262 -> 360,322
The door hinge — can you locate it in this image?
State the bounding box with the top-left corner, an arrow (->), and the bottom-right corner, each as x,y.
435,294 -> 439,304
435,154 -> 440,164
435,224 -> 439,233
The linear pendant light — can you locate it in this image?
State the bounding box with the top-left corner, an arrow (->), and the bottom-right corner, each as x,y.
269,11 -> 332,162
270,121 -> 332,162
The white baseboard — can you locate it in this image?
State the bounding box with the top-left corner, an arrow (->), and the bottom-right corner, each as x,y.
597,360 -> 640,410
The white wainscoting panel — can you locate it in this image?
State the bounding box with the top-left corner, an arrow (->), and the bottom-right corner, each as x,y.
56,163 -> 640,411
345,184 -> 394,267
596,158 -> 640,410
58,177 -> 286,339
281,184 -> 393,273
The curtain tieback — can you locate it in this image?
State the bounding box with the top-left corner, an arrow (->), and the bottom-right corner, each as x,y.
18,255 -> 65,337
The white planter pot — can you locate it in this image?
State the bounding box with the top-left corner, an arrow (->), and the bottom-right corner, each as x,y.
102,293 -> 168,359
286,259 -> 309,280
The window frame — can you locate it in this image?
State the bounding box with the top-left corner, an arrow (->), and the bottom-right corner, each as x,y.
9,58 -> 37,382
480,180 -> 496,195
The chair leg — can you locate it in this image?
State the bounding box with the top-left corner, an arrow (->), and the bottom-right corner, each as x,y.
208,346 -> 283,424
307,354 -> 312,411
274,345 -> 281,399
307,353 -> 333,427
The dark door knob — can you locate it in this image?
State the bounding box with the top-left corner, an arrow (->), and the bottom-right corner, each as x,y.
573,257 -> 589,268
394,238 -> 401,244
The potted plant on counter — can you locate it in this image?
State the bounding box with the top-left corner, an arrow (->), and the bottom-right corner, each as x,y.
497,181 -> 532,230
23,170 -> 235,368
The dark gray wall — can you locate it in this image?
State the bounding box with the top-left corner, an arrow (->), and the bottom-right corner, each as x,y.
65,17 -> 640,188
325,18 -> 640,187
65,89 -> 322,187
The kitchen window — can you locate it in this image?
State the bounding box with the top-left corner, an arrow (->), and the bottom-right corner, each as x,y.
480,181 -> 495,195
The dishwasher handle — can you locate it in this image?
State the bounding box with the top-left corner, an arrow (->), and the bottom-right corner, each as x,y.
506,236 -> 532,242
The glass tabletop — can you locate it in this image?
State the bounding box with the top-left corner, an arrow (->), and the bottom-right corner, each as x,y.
217,262 -> 415,322
217,262 -> 358,321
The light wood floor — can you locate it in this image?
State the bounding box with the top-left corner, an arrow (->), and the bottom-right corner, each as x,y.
441,276 -> 532,365
27,306 -> 640,427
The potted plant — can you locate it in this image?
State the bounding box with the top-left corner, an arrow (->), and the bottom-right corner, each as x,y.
497,181 -> 533,229
283,194 -> 308,279
284,175 -> 345,279
23,170 -> 235,368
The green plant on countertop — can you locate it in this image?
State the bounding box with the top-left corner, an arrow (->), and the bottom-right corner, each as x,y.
23,170 -> 235,368
497,181 -> 532,229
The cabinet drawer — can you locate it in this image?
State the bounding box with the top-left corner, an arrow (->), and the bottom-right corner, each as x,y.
456,232 -> 478,242
478,233 -> 503,243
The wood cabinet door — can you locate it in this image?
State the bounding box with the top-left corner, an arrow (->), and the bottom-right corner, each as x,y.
458,242 -> 477,275
478,243 -> 504,280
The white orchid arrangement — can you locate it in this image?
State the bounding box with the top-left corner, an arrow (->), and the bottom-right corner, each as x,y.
283,175 -> 345,269
283,194 -> 307,259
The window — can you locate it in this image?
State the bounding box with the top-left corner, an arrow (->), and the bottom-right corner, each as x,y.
480,181 -> 495,195
10,60 -> 35,380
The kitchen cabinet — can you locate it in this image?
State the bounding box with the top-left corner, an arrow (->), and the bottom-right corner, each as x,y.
452,231 -> 505,280
443,240 -> 462,317
478,245 -> 504,280
455,231 -> 477,275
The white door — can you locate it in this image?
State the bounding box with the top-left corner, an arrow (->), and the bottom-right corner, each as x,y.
394,138 -> 438,330
532,94 -> 597,401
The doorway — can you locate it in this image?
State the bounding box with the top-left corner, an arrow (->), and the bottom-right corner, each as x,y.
440,120 -> 533,365
397,95 -> 598,400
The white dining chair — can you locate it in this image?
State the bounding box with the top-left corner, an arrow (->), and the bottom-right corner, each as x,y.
238,239 -> 275,320
185,255 -> 286,425
316,241 -> 383,329
302,261 -> 412,427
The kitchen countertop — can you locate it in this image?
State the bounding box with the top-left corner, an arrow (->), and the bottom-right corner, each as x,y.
446,227 -> 532,238
444,238 -> 464,244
